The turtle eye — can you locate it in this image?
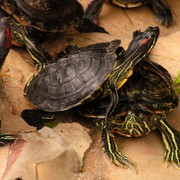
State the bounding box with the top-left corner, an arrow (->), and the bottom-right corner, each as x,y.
116,46 -> 124,59
140,37 -> 151,47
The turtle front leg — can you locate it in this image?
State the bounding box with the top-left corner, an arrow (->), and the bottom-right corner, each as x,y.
148,0 -> 173,27
100,83 -> 136,171
102,128 -> 136,172
155,114 -> 180,168
23,27 -> 54,69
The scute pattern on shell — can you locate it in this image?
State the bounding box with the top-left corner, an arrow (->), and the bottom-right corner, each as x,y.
24,40 -> 120,112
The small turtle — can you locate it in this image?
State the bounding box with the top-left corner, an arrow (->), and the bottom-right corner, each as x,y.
77,58 -> 180,170
108,0 -> 173,27
0,0 -> 107,68
21,26 -> 159,167
0,19 -> 17,145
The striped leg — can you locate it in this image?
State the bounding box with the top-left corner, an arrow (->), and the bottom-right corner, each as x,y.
23,26 -> 54,69
155,114 -> 180,168
0,134 -> 17,146
102,128 -> 136,172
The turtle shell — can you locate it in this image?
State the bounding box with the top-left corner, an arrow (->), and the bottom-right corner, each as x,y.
24,40 -> 121,112
109,0 -> 148,8
0,0 -> 84,32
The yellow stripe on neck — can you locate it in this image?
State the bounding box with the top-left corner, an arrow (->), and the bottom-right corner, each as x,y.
117,68 -> 133,89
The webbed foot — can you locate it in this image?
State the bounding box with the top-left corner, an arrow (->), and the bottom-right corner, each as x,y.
155,114 -> 180,168
162,129 -> 180,169
148,0 -> 173,27
102,128 -> 137,173
77,0 -> 108,33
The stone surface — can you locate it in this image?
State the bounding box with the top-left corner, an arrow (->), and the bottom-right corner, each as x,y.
0,125 -> 91,180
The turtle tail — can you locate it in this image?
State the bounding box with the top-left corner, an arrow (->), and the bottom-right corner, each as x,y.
155,114 -> 180,169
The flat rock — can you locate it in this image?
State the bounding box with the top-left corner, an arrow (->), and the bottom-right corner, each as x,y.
0,125 -> 92,180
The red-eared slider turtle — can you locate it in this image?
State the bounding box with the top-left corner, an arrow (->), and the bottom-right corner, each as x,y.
108,0 -> 172,27
21,26 -> 159,167
0,0 -> 107,68
76,58 -> 180,170
0,19 -> 17,145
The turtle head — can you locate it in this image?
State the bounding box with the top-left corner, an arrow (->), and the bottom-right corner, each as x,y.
110,27 -> 159,89
0,18 -> 11,69
125,26 -> 159,58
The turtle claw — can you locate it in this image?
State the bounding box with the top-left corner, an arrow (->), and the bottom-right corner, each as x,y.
155,16 -> 172,27
164,158 -> 180,170
148,0 -> 173,27
113,156 -> 137,174
162,129 -> 180,169
102,128 -> 137,173
172,161 -> 180,170
156,115 -> 180,169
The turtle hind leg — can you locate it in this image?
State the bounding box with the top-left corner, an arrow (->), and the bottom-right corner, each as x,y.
23,27 -> 54,69
102,128 -> 137,173
155,114 -> 180,168
77,18 -> 108,34
77,0 -> 108,33
83,0 -> 104,24
148,0 -> 172,27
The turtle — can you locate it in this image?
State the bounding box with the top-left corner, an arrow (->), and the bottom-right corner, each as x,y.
0,18 -> 17,145
21,26 -> 160,167
76,57 -> 180,170
108,0 -> 173,27
0,0 -> 107,68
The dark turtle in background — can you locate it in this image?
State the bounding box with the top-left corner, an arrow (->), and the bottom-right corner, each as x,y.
0,0 -> 107,68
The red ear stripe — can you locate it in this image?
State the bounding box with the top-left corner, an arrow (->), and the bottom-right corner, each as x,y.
140,37 -> 150,47
5,26 -> 11,49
